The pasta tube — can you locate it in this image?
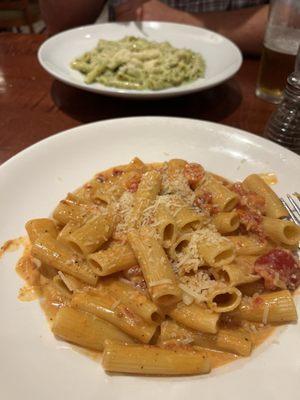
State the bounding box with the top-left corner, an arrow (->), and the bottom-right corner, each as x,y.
193,347 -> 238,367
130,170 -> 161,228
220,262 -> 260,286
174,206 -> 207,232
128,230 -> 182,307
162,194 -> 207,233
169,233 -> 193,260
228,235 -> 272,256
212,211 -> 240,234
159,321 -> 252,356
230,290 -> 298,324
165,159 -> 194,197
262,217 -> 300,246
43,277 -> 72,307
71,290 -> 156,343
111,170 -> 143,198
168,303 -> 220,334
216,329 -> 252,357
243,174 -> 288,218
167,159 -> 187,177
206,287 -> 242,313
159,320 -> 195,345
57,220 -> 81,243
197,175 -> 238,212
88,243 -> 137,276
101,279 -> 164,325
53,194 -> 89,225
57,271 -> 86,292
197,238 -> 235,268
52,307 -> 134,351
125,157 -> 147,173
102,342 -> 211,375
159,320 -> 215,348
79,170 -> 143,204
31,234 -> 98,285
75,179 -> 111,206
25,218 -> 58,243
153,204 -> 178,248
67,212 -> 115,254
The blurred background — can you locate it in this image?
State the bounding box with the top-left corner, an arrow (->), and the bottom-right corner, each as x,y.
0,0 -> 44,33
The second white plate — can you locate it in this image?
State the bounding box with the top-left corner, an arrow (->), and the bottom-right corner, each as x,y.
38,22 -> 242,98
0,117 -> 299,400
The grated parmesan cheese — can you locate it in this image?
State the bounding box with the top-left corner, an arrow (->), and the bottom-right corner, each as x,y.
171,227 -> 224,276
113,191 -> 134,238
178,270 -> 225,304
193,223 -> 227,245
161,168 -> 195,204
32,257 -> 42,268
182,292 -> 194,306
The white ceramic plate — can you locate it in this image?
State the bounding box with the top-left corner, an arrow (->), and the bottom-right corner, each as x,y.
0,117 -> 299,400
38,22 -> 242,99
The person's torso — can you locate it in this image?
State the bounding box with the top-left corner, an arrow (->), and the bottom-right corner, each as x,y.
110,0 -> 269,13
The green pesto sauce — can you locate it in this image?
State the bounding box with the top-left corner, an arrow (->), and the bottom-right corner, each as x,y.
71,36 -> 206,91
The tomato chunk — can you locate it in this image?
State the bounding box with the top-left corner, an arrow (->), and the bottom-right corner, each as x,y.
231,182 -> 265,214
193,191 -> 219,215
254,249 -> 300,290
184,163 -> 205,189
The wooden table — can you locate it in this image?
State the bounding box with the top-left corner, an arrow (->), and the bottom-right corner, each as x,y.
0,33 -> 276,165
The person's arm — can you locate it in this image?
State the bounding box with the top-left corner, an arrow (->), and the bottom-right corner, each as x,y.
115,0 -> 269,55
39,0 -> 107,35
183,5 -> 269,55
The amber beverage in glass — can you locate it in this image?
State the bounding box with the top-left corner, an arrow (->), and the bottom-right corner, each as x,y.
256,0 -> 300,104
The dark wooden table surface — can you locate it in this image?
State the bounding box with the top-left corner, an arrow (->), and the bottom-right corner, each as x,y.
0,33 -> 276,165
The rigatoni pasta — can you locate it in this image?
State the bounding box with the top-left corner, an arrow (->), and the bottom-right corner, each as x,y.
25,218 -> 58,242
129,170 -> 161,228
227,235 -> 271,256
103,341 -> 211,375
261,217 -> 300,246
206,286 -> 242,313
88,243 -> 137,276
101,279 -> 164,325
168,303 -> 220,334
31,233 -> 98,285
153,203 -> 178,248
52,194 -> 90,225
15,158 -> 300,377
71,290 -> 157,343
197,236 -> 235,268
159,320 -> 252,357
229,290 -> 297,324
243,174 -> 288,218
212,211 -> 240,234
128,229 -> 182,307
52,307 -> 134,351
66,212 -> 115,254
220,262 -> 260,287
196,174 -> 239,212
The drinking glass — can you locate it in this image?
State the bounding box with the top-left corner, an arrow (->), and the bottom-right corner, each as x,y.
256,0 -> 300,104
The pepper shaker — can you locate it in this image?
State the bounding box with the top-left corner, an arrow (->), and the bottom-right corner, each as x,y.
264,45 -> 300,153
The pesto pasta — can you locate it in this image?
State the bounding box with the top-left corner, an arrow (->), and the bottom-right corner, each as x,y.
71,36 -> 205,90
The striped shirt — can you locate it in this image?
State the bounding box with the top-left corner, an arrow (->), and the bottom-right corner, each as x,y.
110,0 -> 269,12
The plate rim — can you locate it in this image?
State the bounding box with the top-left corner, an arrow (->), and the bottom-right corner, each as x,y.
1,117 -> 299,175
37,21 -> 243,99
